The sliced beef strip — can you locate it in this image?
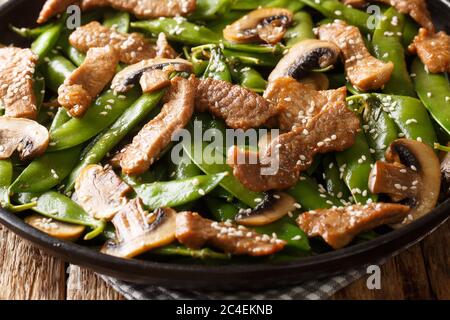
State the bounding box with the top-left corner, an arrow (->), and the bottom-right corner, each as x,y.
297,203 -> 410,249
176,212 -> 286,256
264,77 -> 341,131
58,45 -> 119,117
317,20 -> 394,92
228,87 -> 360,192
80,0 -> 196,18
194,77 -> 276,130
377,0 -> 434,32
69,21 -> 157,65
37,0 -> 78,24
156,33 -> 178,59
74,164 -> 132,221
0,47 -> 38,120
409,28 -> 450,74
117,77 -> 195,176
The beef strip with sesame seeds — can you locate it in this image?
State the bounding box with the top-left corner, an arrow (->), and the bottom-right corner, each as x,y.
156,33 -> 178,59
115,77 -> 195,176
264,77 -> 346,131
318,20 -> 394,92
376,0 -> 434,32
228,88 -> 360,192
193,77 -> 276,130
37,0 -> 78,24
176,212 -> 286,256
409,28 -> 450,74
69,21 -> 157,65
297,203 -> 410,249
58,46 -> 120,117
0,47 -> 38,120
80,0 -> 196,18
74,164 -> 132,221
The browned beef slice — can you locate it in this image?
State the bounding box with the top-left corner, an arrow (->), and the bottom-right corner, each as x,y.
318,20 -> 394,91
139,69 -> 171,93
409,28 -> 450,74
37,0 -> 78,24
377,0 -> 434,32
69,21 -> 156,64
0,47 -> 38,120
118,77 -> 195,175
194,77 -> 276,130
175,212 -> 286,256
297,203 -> 410,249
58,46 -> 119,117
156,33 -> 178,59
228,87 -> 360,192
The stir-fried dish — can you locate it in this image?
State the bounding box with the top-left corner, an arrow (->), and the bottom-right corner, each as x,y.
0,0 -> 449,262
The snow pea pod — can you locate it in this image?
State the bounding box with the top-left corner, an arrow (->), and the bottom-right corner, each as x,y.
48,87 -> 141,151
205,197 -> 239,221
232,66 -> 267,93
189,0 -> 234,21
9,145 -> 82,194
128,173 -> 227,209
402,16 -> 418,48
153,244 -> 230,259
64,90 -> 165,192
322,154 -> 351,201
223,49 -> 279,67
103,10 -> 130,32
288,174 -> 341,210
10,23 -> 54,39
31,20 -> 64,61
173,159 -> 202,180
372,8 -> 415,97
15,191 -> 105,240
41,54 -> 76,92
232,0 -> 304,11
412,58 -> 450,135
299,0 -> 371,34
203,46 -> 232,82
336,131 -> 377,205
57,32 -> 86,67
49,108 -> 71,133
286,11 -> 314,46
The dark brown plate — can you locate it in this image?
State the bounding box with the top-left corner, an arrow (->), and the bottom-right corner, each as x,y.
0,0 -> 449,291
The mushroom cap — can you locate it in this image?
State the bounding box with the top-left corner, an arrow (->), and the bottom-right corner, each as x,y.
223,8 -> 293,45
235,192 -> 297,226
268,39 -> 340,82
0,117 -> 49,161
25,214 -> 86,242
369,139 -> 441,227
111,58 -> 193,93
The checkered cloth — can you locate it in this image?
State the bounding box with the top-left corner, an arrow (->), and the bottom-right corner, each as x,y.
100,268 -> 366,300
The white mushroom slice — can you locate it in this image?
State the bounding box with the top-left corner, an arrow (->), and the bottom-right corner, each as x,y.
25,214 -> 85,241
0,117 -> 49,161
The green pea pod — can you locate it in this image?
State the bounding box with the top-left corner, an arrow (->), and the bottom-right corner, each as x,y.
288,174 -> 342,211
64,90 -> 165,192
153,244 -> 230,259
286,11 -> 314,46
103,10 -> 130,32
299,0 -> 371,34
205,197 -> 239,221
49,108 -> 71,133
57,32 -> 86,67
203,46 -> 232,82
48,87 -> 141,151
15,191 -> 105,240
34,74 -> 46,117
322,154 -> 351,201
10,23 -> 54,39
232,0 -> 304,11
41,54 -> 76,92
189,0 -> 234,21
31,20 -> 64,61
129,173 -> 227,209
335,131 -> 377,205
222,49 -> 280,67
412,58 -> 450,136
0,160 -> 36,212
173,158 -> 203,180
9,145 -> 82,194
232,66 -> 267,93
402,16 -> 418,48
372,8 -> 415,97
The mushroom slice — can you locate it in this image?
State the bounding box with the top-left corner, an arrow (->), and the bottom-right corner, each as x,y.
368,139 -> 441,226
0,117 -> 49,161
235,192 -> 297,226
297,203 -> 410,249
176,212 -> 286,256
111,58 -> 193,93
74,164 -> 132,221
102,205 -> 177,258
224,8 -> 293,45
268,40 -> 340,82
25,214 -> 85,241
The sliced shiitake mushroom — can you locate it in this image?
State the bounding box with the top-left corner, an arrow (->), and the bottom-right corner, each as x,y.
111,58 -> 193,93
102,205 -> 177,258
25,214 -> 85,241
235,192 -> 297,226
368,139 -> 441,227
223,8 -> 293,45
268,39 -> 340,82
0,117 -> 49,161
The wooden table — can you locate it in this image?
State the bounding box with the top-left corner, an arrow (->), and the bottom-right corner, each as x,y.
0,220 -> 448,300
